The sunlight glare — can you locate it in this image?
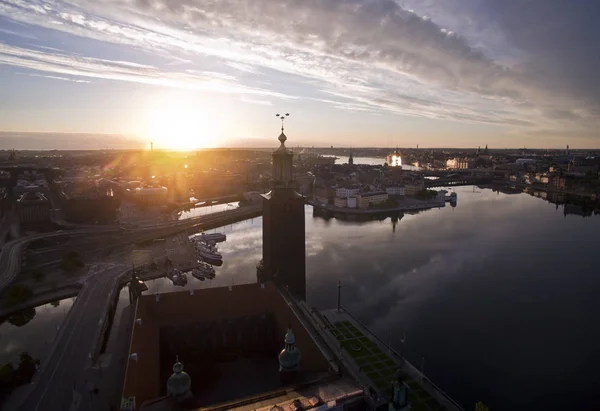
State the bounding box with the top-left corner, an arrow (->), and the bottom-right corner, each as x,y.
146,100 -> 219,150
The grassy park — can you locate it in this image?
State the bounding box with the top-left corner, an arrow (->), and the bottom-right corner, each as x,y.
330,320 -> 447,411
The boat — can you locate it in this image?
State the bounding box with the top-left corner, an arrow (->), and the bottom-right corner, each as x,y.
195,232 -> 226,243
197,261 -> 215,279
194,243 -> 222,262
167,269 -> 188,286
191,268 -> 206,281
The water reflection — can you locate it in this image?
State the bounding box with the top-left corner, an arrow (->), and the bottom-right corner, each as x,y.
6,185 -> 596,411
0,298 -> 75,367
147,185 -> 600,411
0,352 -> 40,405
6,308 -> 36,328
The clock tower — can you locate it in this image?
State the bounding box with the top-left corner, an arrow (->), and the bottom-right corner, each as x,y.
261,114 -> 306,300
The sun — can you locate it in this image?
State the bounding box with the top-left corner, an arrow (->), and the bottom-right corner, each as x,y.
145,100 -> 219,150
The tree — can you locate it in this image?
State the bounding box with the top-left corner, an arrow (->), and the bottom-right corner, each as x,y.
31,269 -> 44,282
50,300 -> 60,307
7,308 -> 36,327
61,250 -> 84,274
475,402 -> 489,411
2,285 -> 33,305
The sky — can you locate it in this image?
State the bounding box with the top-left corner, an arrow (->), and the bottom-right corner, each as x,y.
0,0 -> 599,150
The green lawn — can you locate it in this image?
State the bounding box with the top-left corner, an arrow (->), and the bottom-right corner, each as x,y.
330,320 -> 448,411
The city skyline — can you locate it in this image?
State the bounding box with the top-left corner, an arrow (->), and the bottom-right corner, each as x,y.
1,0 -> 599,149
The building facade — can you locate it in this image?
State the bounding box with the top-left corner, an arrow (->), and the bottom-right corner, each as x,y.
334,197 -> 348,208
261,126 -> 306,300
404,183 -> 424,196
357,191 -> 388,208
446,158 -> 474,169
335,186 -> 360,198
386,185 -> 405,197
17,192 -> 50,223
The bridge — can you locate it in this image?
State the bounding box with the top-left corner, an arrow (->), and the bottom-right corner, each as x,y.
193,193 -> 243,207
0,205 -> 262,295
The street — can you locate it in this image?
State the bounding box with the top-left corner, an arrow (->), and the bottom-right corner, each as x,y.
18,265 -> 128,411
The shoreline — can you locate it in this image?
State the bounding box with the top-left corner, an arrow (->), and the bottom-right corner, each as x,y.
308,198 -> 447,215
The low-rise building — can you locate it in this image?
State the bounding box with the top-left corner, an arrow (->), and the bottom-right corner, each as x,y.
335,186 -> 360,198
446,158 -> 474,169
386,185 -> 405,198
347,196 -> 358,208
357,191 -> 388,208
404,183 -> 424,196
334,197 -> 348,208
131,186 -> 169,205
17,192 -> 50,223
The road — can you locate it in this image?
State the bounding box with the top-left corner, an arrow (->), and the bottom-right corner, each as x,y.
5,205 -> 262,411
0,205 -> 262,294
18,264 -> 128,411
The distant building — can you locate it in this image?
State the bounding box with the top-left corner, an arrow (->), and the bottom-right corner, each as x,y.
132,186 -> 168,205
446,158 -> 474,169
404,182 -> 424,196
347,196 -> 358,208
334,197 -> 348,208
516,158 -> 536,166
335,186 -> 360,198
0,171 -> 11,188
17,192 -> 50,223
357,191 -> 388,208
168,172 -> 189,203
386,185 -> 405,198
386,149 -> 402,167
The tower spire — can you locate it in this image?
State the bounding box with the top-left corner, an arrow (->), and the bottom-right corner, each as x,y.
276,112 -> 289,133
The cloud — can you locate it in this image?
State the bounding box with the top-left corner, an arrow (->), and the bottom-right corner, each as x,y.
0,0 -> 598,139
0,42 -> 293,99
240,97 -> 271,106
16,72 -> 92,83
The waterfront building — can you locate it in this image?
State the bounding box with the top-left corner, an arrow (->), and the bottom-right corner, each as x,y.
386,149 -> 402,167
357,191 -> 388,208
404,182 -> 425,196
261,120 -> 306,300
335,186 -> 360,198
334,196 -> 348,208
446,158 -> 474,169
386,185 -> 405,198
347,196 -> 358,208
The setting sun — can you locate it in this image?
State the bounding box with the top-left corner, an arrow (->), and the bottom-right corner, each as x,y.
146,100 -> 220,150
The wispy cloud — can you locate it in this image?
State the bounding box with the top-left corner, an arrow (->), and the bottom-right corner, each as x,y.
16,72 -> 92,83
241,97 -> 271,106
0,0 -> 598,140
0,42 -> 293,99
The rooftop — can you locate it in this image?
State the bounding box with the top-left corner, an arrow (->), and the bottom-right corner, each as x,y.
17,191 -> 48,203
122,283 -> 348,411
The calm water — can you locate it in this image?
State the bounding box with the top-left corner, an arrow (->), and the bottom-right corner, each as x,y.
3,186 -> 600,410
0,298 -> 75,366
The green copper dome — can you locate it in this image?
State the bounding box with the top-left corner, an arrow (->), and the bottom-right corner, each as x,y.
167,357 -> 191,398
279,328 -> 301,372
